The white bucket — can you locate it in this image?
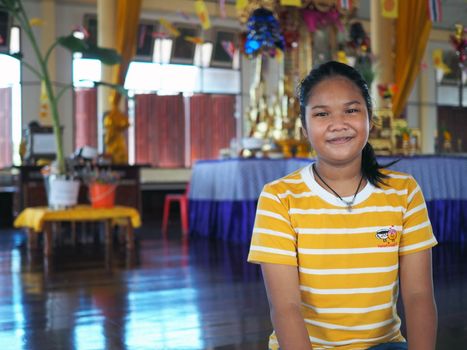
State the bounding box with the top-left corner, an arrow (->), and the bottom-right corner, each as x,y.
46,176 -> 80,209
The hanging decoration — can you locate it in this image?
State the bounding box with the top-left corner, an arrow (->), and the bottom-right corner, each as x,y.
184,36 -> 204,44
159,19 -> 181,37
195,0 -> 211,30
427,0 -> 442,23
432,49 -> 451,76
381,0 -> 398,19
450,24 -> 467,66
244,8 -> 285,57
301,7 -> 343,33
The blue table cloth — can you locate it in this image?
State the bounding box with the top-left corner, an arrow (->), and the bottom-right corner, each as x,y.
189,156 -> 467,244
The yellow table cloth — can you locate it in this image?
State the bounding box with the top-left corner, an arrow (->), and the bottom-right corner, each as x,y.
14,205 -> 141,232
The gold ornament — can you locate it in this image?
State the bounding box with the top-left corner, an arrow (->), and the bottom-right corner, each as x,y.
103,108 -> 129,164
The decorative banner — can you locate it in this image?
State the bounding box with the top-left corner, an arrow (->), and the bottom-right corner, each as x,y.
236,0 -> 248,11
280,0 -> 302,7
219,0 -> 227,18
185,36 -> 204,44
221,40 -> 235,58
195,0 -> 211,30
428,0 -> 442,22
159,18 -> 181,37
432,49 -> 451,74
381,0 -> 398,18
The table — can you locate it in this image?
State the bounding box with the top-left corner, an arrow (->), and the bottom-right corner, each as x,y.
14,205 -> 141,256
189,156 -> 467,244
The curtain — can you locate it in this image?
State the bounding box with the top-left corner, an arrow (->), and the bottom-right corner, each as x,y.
74,88 -> 97,149
110,0 -> 142,108
103,0 -> 142,164
393,0 -> 432,117
134,93 -> 185,168
0,87 -> 12,168
190,94 -> 236,165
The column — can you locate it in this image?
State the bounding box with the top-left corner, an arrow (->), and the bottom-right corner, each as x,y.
97,0 -> 116,152
370,0 -> 395,110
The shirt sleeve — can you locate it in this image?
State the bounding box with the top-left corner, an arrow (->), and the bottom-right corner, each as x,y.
247,184 -> 298,266
399,177 -> 438,256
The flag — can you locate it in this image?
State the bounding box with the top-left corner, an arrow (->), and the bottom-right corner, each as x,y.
280,0 -> 302,7
221,40 -> 235,58
159,18 -> 181,37
195,0 -> 211,30
427,0 -> 442,22
338,0 -> 352,10
381,0 -> 398,18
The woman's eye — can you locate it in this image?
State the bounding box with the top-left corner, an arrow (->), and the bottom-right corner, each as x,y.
313,112 -> 328,117
346,108 -> 360,114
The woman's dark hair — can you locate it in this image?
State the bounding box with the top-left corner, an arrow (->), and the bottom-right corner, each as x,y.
298,61 -> 397,187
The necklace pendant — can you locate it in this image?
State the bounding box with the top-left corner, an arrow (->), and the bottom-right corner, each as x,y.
347,204 -> 352,212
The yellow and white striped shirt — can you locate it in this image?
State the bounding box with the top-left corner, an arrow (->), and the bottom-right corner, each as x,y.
248,164 -> 437,350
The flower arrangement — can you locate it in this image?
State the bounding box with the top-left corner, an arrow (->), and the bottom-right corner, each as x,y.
0,0 -> 121,175
81,167 -> 120,185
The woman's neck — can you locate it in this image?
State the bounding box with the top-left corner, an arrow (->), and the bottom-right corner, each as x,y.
313,158 -> 366,197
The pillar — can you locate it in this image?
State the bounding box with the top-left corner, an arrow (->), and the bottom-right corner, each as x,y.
97,0 -> 116,152
370,0 -> 395,110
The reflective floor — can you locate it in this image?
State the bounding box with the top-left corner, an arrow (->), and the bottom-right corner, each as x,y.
0,221 -> 466,350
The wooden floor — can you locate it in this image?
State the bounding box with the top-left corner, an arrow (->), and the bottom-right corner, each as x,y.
0,220 -> 466,350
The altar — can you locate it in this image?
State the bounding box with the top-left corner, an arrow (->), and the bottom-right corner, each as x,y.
189,156 -> 467,244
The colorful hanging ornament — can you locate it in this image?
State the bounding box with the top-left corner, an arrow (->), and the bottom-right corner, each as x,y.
159,18 -> 181,37
301,8 -> 343,33
244,8 -> 285,58
450,24 -> 467,66
195,0 -> 211,30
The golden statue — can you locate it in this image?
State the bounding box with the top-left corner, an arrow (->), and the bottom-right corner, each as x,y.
103,108 -> 129,164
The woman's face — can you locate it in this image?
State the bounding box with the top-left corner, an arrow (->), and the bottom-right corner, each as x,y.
303,76 -> 370,166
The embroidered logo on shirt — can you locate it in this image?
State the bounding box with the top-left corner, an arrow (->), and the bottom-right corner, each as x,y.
376,226 -> 398,247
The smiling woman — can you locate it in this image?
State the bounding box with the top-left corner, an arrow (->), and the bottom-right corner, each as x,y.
248,61 -> 437,350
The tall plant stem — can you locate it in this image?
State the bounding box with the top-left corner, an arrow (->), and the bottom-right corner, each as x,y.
15,2 -> 66,174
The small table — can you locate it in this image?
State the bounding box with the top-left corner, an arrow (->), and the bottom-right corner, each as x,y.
14,205 -> 141,256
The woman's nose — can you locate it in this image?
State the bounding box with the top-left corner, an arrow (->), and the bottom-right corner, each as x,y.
328,113 -> 348,130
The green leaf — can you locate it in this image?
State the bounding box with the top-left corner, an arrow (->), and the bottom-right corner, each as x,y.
57,35 -> 90,52
84,80 -> 128,97
0,0 -> 20,11
57,34 -> 121,65
85,46 -> 121,65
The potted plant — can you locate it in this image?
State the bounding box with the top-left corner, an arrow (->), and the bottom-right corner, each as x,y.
81,167 -> 120,208
1,0 -> 121,207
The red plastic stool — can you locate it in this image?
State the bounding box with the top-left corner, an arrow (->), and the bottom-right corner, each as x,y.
161,183 -> 189,236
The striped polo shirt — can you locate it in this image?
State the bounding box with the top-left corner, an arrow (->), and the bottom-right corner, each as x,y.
248,164 -> 437,350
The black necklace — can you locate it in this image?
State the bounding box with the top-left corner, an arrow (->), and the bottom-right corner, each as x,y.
312,164 -> 364,212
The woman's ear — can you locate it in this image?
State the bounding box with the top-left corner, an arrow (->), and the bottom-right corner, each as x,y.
301,126 -> 308,139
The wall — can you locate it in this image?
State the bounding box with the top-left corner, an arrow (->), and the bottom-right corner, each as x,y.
18,0 -> 463,159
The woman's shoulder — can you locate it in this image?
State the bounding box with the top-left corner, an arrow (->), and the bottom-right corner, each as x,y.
263,167 -> 309,194
379,168 -> 417,189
